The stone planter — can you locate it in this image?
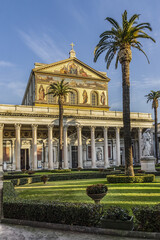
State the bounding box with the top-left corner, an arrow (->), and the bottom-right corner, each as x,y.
141,156 -> 156,172
100,216 -> 134,231
87,193 -> 107,204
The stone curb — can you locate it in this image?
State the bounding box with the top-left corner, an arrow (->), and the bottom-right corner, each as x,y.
2,218 -> 160,239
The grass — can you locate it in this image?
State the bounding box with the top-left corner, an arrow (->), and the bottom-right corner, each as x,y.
15,176 -> 160,209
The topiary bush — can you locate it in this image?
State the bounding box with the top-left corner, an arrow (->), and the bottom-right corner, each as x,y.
107,174 -> 155,183
41,175 -> 48,184
86,184 -> 108,194
132,204 -> 160,232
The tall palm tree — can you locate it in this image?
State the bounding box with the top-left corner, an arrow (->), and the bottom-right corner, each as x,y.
145,91 -> 160,163
94,10 -> 155,176
47,79 -> 73,168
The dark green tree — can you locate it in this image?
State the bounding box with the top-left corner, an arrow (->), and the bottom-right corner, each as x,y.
94,10 -> 155,176
47,79 -> 73,168
145,90 -> 160,163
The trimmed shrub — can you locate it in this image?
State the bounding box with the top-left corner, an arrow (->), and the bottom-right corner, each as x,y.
86,184 -> 108,194
51,169 -> 71,173
132,204 -> 160,232
107,174 -> 155,183
4,174 -> 30,180
3,181 -> 17,200
102,206 -> 131,221
3,200 -> 103,227
41,175 -> 48,184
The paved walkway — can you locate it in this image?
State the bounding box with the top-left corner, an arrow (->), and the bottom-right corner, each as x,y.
0,223 -> 154,240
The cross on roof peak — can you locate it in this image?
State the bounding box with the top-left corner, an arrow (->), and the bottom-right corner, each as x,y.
69,42 -> 76,58
70,42 -> 75,50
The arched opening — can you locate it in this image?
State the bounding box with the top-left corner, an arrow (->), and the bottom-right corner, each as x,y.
91,92 -> 98,106
69,91 -> 78,105
47,89 -> 57,104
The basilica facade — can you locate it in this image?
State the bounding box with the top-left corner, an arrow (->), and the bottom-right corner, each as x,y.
0,47 -> 153,171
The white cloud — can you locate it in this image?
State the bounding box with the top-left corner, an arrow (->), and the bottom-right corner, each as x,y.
18,30 -> 67,63
69,5 -> 87,27
131,77 -> 160,88
0,61 -> 15,67
110,101 -> 122,111
7,81 -> 26,98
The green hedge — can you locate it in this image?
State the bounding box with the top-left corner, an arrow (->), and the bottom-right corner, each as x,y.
3,181 -> 17,200
11,173 -> 108,186
132,204 -> 160,232
107,174 -> 155,183
4,174 -> 32,180
3,200 -> 103,227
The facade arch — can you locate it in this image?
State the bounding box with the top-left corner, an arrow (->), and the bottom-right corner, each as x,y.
91,91 -> 99,106
69,89 -> 78,105
47,87 -> 57,104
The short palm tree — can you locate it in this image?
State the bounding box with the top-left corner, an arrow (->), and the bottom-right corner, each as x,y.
94,10 -> 155,176
145,91 -> 160,163
47,79 -> 73,168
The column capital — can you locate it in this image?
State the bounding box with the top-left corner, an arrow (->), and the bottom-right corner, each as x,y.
15,123 -> 21,129
0,124 -> 4,130
90,126 -> 96,131
138,127 -> 143,132
103,126 -> 109,130
48,124 -> 53,130
32,124 -> 38,130
116,127 -> 121,133
76,125 -> 82,130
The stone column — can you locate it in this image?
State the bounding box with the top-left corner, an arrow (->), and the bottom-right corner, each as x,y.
44,144 -> 48,169
15,124 -> 21,171
12,139 -> 16,170
48,125 -> 53,170
104,127 -> 109,168
116,127 -> 121,166
77,126 -> 83,168
63,126 -> 68,169
0,124 -> 4,173
91,126 -> 96,168
32,124 -> 38,171
138,128 -> 142,160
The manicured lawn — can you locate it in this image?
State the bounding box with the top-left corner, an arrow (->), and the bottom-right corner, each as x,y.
15,177 -> 160,209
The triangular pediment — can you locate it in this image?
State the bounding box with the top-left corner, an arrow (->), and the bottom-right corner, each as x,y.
33,57 -> 110,81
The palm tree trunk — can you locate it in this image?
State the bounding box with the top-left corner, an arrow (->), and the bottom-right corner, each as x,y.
121,60 -> 134,176
154,107 -> 158,163
59,98 -> 63,169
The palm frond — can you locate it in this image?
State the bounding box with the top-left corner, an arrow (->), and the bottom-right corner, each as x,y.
105,17 -> 120,30
94,10 -> 155,69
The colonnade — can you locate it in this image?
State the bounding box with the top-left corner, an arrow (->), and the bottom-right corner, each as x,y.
0,124 -> 144,171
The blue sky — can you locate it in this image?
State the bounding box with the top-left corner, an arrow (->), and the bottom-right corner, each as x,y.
0,0 -> 160,118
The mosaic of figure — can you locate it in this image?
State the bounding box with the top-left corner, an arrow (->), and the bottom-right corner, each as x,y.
60,65 -> 68,74
142,129 -> 152,156
39,85 -> 45,101
82,90 -> 88,104
100,91 -> 106,105
80,68 -> 88,77
69,63 -> 77,74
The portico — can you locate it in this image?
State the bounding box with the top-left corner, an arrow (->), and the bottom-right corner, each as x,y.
0,104 -> 152,171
